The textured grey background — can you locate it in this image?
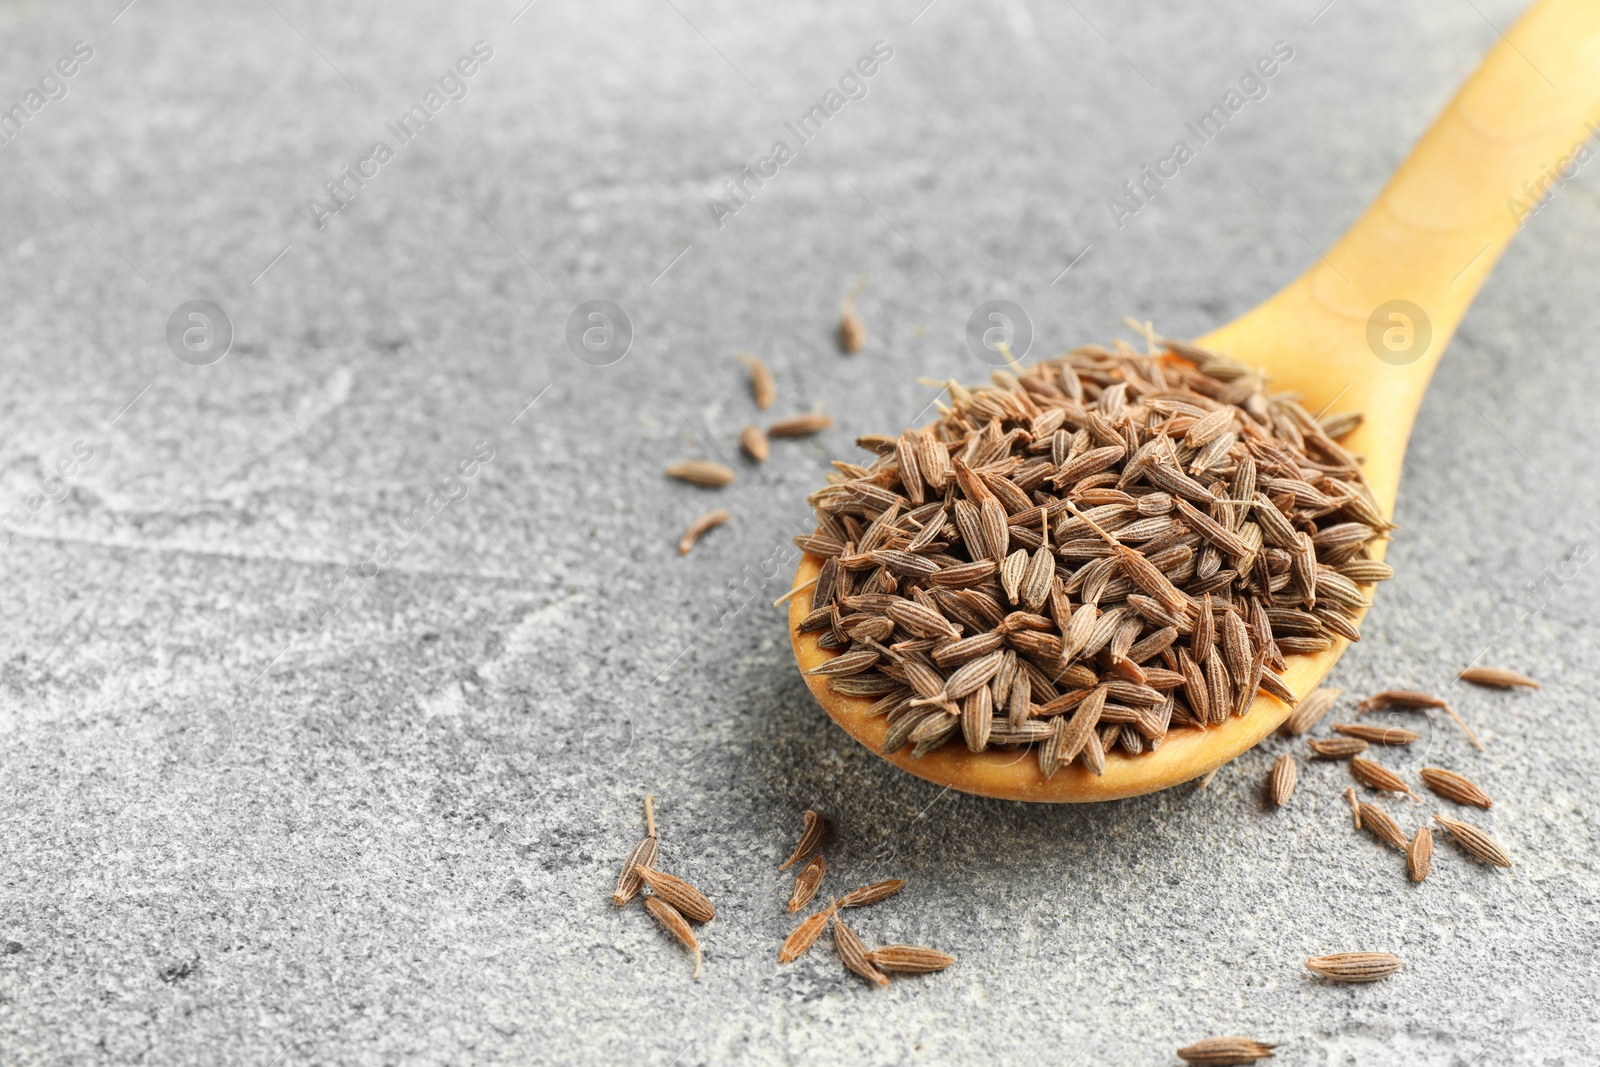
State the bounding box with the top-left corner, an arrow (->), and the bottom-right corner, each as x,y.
1,1 -> 1597,1064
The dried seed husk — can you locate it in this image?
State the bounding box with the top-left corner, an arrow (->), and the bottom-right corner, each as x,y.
636,866 -> 715,922
645,896 -> 702,979
1176,1036 -> 1278,1065
867,945 -> 956,973
779,898 -> 840,963
740,352 -> 776,409
838,879 -> 905,908
1281,687 -> 1340,735
1345,786 -> 1362,829
1362,689 -> 1483,750
740,424 -> 770,462
1433,814 -> 1512,867
1458,666 -> 1539,689
1268,754 -> 1296,807
678,509 -> 730,556
839,304 -> 865,353
770,412 -> 834,438
781,810 -> 829,869
1308,737 -> 1368,760
788,853 -> 827,912
612,835 -> 659,906
667,460 -> 735,487
832,916 -> 890,986
1333,723 -> 1419,746
1408,826 -> 1433,883
1349,756 -> 1419,799
1358,802 -> 1407,850
1305,952 -> 1402,982
1419,766 -> 1493,808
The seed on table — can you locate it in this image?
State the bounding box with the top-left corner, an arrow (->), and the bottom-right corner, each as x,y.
769,412 -> 834,438
867,945 -> 957,973
1432,814 -> 1512,868
1408,827 -> 1433,883
636,866 -> 715,923
740,352 -> 776,409
779,899 -> 839,963
1349,756 -> 1419,799
788,853 -> 827,913
1333,723 -> 1418,745
1267,754 -> 1297,807
838,879 -> 905,908
1358,802 -> 1407,850
678,509 -> 730,556
1176,1036 -> 1278,1064
740,424 -> 770,462
611,835 -> 659,906
1360,689 -> 1482,751
1345,786 -> 1362,829
666,460 -> 735,487
1419,766 -> 1493,808
645,897 -> 702,979
832,916 -> 890,987
1457,666 -> 1539,689
839,299 -> 866,353
1308,737 -> 1368,760
781,810 -> 829,869
1305,951 -> 1402,982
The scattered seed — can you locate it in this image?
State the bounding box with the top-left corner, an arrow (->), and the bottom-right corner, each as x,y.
832,916 -> 890,987
838,879 -> 906,908
839,289 -> 866,354
666,460 -> 735,487
1305,952 -> 1402,982
770,412 -> 835,438
779,899 -> 839,963
740,424 -> 770,462
781,810 -> 829,869
678,509 -> 730,556
1344,786 -> 1361,829
1176,1036 -> 1278,1065
740,352 -> 776,409
1408,826 -> 1433,883
789,853 -> 827,913
1282,687 -> 1341,736
612,835 -> 659,906
1458,666 -> 1539,689
1333,723 -> 1419,746
867,945 -> 957,973
1349,757 -> 1419,799
1308,737 -> 1368,760
1267,754 -> 1297,807
1358,802 -> 1407,850
645,896 -> 702,979
1361,689 -> 1482,751
1432,814 -> 1512,867
1419,767 -> 1493,809
636,866 -> 715,923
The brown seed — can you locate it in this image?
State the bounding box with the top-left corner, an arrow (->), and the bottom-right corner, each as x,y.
770,412 -> 835,438
1361,690 -> 1483,751
838,879 -> 906,908
740,352 -> 776,409
781,810 -> 829,869
1419,766 -> 1494,808
1358,802 -> 1407,850
644,896 -> 702,979
678,509 -> 730,556
1333,723 -> 1419,746
779,899 -> 839,963
636,866 -> 715,923
867,945 -> 957,973
788,853 -> 827,913
1267,754 -> 1297,807
832,916 -> 890,986
1305,952 -> 1402,982
740,424 -> 770,462
839,304 -> 866,353
1458,666 -> 1539,689
612,835 -> 659,906
1350,756 -> 1419,799
1308,737 -> 1368,760
1176,1036 -> 1278,1065
1344,786 -> 1362,829
1408,827 -> 1433,883
1281,686 -> 1341,736
1433,814 -> 1512,867
666,460 -> 735,487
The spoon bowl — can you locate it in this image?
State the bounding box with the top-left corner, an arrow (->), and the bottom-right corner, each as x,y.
789,0 -> 1600,801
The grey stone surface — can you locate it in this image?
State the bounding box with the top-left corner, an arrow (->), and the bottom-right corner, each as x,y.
1,1 -> 1597,1064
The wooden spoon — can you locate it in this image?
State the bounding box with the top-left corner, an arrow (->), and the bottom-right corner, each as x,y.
789,0 -> 1600,801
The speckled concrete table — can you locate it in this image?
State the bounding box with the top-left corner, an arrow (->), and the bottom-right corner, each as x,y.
1,1 -> 1597,1064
